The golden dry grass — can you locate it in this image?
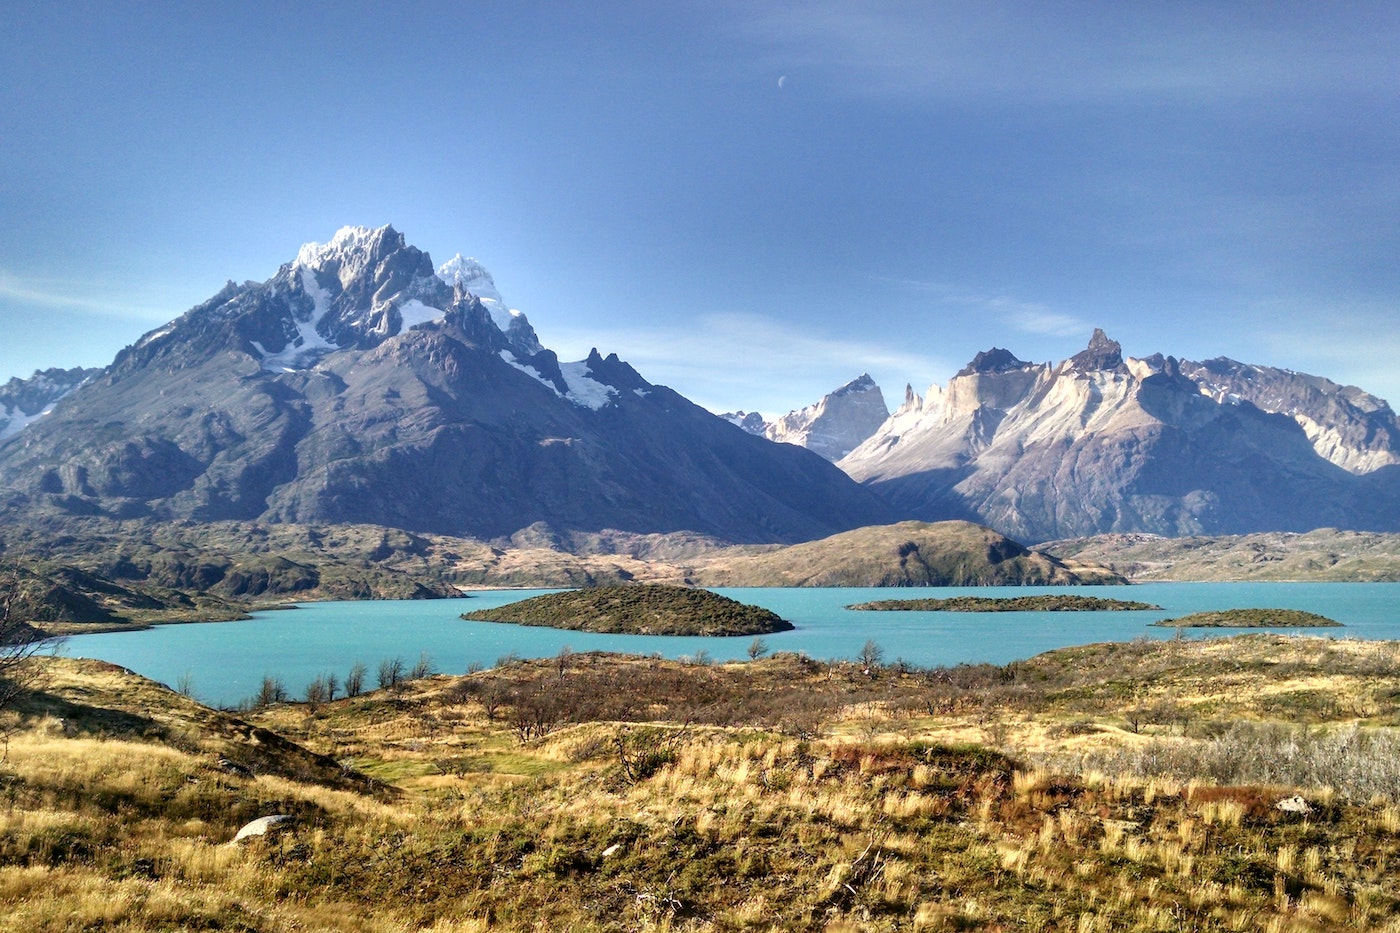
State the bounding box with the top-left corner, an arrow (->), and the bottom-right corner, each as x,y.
4,635 -> 1400,931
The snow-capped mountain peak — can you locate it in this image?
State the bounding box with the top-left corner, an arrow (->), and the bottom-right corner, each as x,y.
436,253 -> 536,348
437,254 -> 502,302
243,226 -> 546,370
293,225 -> 401,275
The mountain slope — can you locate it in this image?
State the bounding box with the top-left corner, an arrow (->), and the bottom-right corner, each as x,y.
840,331 -> 1400,542
0,226 -> 895,543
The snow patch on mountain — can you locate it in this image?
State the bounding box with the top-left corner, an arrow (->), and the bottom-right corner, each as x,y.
0,367 -> 98,441
0,404 -> 52,441
499,352 -> 617,410
439,254 -> 514,328
721,411 -> 767,435
255,267 -> 342,371
437,254 -> 542,356
293,225 -> 385,272
560,360 -> 618,410
397,298 -> 444,330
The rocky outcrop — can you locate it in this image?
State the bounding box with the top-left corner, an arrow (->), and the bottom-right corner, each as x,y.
720,411 -> 767,435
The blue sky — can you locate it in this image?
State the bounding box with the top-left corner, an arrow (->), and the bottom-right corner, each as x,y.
3,2 -> 1398,416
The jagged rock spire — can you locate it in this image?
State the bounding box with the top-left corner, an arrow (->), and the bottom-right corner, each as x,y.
1067,328 -> 1125,372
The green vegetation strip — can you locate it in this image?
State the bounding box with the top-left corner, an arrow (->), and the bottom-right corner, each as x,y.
462,583 -> 794,636
848,595 -> 1162,612
1150,608 -> 1342,628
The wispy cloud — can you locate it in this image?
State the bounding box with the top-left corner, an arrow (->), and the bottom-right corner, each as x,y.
547,311 -> 945,416
0,272 -> 169,321
884,276 -> 1090,339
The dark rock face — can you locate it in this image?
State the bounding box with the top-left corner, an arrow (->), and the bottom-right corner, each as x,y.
0,227 -> 894,544
841,331 -> 1400,542
956,348 -> 1030,377
1066,328 -> 1126,373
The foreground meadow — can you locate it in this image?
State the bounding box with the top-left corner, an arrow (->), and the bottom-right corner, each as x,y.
4,634 -> 1400,930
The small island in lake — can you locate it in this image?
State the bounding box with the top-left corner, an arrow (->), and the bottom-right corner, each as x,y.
1149,608 -> 1343,628
461,583 -> 795,636
847,595 -> 1162,612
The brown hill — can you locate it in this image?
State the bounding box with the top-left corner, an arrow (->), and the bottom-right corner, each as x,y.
693,520 -> 1123,587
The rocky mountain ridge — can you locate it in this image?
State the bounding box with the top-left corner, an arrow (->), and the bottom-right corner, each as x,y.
0,366 -> 101,440
839,330 -> 1400,542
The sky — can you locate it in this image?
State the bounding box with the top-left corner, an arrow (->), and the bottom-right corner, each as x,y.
3,2 -> 1399,417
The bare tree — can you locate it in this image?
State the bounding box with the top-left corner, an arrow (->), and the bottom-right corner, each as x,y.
378,656 -> 406,690
747,637 -> 769,661
344,662 -> 367,698
251,675 -> 288,710
858,639 -> 885,671
304,675 -> 329,708
409,651 -> 435,680
0,569 -> 64,715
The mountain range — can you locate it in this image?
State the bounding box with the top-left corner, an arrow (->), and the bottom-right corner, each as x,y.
0,226 -> 892,544
2,226 -> 1397,552
837,331 -> 1400,541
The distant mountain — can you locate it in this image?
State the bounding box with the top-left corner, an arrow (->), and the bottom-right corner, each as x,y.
720,410 -> 767,435
0,226 -> 895,543
764,374 -> 889,460
840,330 -> 1400,542
0,366 -> 101,441
720,374 -> 889,461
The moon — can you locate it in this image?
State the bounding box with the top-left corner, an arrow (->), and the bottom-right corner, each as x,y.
778,75 -> 787,89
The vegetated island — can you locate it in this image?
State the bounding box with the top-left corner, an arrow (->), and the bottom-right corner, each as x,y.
848,595 -> 1162,612
1150,608 -> 1343,628
461,583 -> 794,636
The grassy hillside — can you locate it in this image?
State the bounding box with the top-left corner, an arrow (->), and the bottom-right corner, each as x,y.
695,520 -> 1125,587
462,584 -> 794,635
6,634 -> 1400,930
2,561 -> 248,632
0,519 -> 469,604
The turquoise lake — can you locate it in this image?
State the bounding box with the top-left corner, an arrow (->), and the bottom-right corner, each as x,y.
60,583 -> 1400,708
